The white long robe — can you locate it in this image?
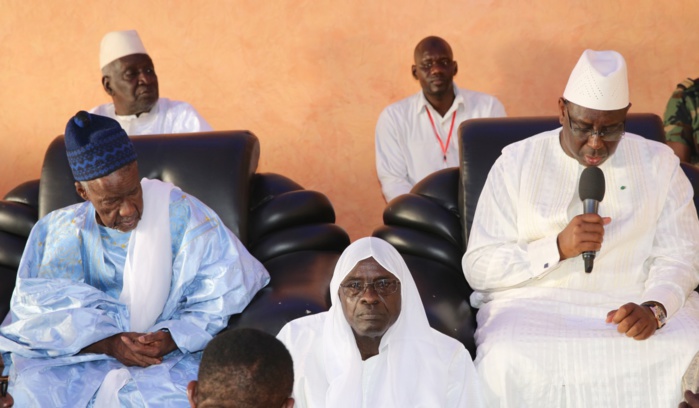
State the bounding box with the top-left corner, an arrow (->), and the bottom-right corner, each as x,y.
90,98 -> 212,136
0,181 -> 269,407
463,129 -> 699,407
279,237 -> 488,408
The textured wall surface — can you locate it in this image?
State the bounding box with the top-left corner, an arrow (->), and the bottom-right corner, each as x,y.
2,0 -> 698,240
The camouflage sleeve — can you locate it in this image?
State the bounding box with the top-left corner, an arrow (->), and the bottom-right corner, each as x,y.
663,78 -> 696,146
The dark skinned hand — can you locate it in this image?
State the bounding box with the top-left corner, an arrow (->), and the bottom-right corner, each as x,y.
82,330 -> 177,367
0,393 -> 13,408
606,302 -> 657,340
557,214 -> 611,261
680,390 -> 699,408
134,330 -> 177,359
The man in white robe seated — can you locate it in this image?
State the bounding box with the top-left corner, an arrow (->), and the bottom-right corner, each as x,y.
0,111 -> 269,407
463,49 -> 699,407
187,328 -> 294,408
278,237 -> 488,408
90,30 -> 212,135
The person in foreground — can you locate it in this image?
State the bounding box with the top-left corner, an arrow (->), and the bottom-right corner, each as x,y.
0,112 -> 269,406
187,328 -> 294,408
375,36 -> 506,202
91,29 -> 212,135
463,49 -> 699,407
278,237 -> 487,408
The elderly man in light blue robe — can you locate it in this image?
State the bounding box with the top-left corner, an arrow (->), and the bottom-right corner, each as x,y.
0,111 -> 269,407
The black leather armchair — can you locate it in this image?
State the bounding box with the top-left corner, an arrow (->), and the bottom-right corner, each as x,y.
0,131 -> 350,334
373,113 -> 684,357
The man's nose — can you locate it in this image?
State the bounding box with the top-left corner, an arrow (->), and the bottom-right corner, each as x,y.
119,200 -> 137,217
137,70 -> 153,84
587,134 -> 603,149
430,64 -> 445,76
359,284 -> 380,304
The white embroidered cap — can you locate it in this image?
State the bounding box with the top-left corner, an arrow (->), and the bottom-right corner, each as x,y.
563,49 -> 629,111
99,30 -> 148,69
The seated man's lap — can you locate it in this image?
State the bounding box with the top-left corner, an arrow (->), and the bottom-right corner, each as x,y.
474,294 -> 699,407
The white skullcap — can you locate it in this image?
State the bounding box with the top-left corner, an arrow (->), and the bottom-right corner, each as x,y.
99,30 -> 148,70
563,49 -> 629,111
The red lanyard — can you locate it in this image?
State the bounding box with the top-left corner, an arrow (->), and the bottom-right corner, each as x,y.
426,109 -> 457,163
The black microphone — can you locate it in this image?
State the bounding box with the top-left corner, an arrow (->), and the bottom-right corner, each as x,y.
578,166 -> 606,273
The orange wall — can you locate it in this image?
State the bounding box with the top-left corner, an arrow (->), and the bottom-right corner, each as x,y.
2,1 -> 698,241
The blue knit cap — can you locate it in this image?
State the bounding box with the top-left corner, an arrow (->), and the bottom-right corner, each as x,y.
64,111 -> 137,181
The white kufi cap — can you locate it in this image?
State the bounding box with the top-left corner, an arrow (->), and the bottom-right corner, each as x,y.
99,30 -> 148,69
563,49 -> 629,111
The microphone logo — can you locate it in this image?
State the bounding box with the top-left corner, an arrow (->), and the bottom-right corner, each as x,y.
578,167 -> 606,273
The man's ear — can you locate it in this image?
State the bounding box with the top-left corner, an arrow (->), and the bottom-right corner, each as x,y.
557,97 -> 567,126
187,381 -> 198,408
453,61 -> 458,76
282,397 -> 295,408
102,76 -> 114,96
411,65 -> 418,80
75,182 -> 89,202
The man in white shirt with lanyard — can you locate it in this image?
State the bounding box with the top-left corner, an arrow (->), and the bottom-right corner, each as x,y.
375,36 -> 506,202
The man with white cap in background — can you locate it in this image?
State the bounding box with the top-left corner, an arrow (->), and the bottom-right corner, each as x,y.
463,49 -> 699,406
90,29 -> 212,135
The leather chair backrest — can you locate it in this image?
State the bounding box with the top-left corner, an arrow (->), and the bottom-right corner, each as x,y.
38,131 -> 260,244
458,113 -> 665,248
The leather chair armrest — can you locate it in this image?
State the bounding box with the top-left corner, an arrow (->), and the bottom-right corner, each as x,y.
4,179 -> 39,208
401,254 -> 476,358
248,173 -> 350,263
249,190 -> 336,244
227,251 -> 340,335
249,173 -> 303,211
250,224 -> 349,263
383,193 -> 462,250
680,162 -> 699,217
0,232 -> 26,271
0,265 -> 16,323
0,201 -> 38,238
373,225 -> 463,275
0,180 -> 39,323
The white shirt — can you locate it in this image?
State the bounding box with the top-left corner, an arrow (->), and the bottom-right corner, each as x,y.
90,97 -> 212,135
462,129 -> 699,407
463,129 -> 699,317
375,85 -> 506,201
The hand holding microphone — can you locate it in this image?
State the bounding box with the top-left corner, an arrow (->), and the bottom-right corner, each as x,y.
556,167 -> 610,272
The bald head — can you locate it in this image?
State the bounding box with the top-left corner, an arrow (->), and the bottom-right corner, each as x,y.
414,36 -> 453,61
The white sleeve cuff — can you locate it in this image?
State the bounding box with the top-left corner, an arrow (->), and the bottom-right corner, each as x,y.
527,234 -> 561,279
642,285 -> 685,319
